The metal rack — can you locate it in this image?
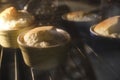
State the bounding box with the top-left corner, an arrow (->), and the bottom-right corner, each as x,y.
0,42 -> 96,80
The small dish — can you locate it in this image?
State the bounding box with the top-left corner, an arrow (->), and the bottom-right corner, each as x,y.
90,23 -> 120,49
0,7 -> 35,48
17,26 -> 71,70
61,10 -> 101,39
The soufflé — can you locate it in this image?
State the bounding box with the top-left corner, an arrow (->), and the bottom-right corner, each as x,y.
0,6 -> 35,48
93,16 -> 120,38
17,26 -> 71,70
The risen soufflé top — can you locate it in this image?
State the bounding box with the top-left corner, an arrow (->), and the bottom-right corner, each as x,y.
94,16 -> 120,38
22,26 -> 69,48
0,6 -> 34,30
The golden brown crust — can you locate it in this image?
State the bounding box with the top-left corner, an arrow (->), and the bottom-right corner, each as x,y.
0,6 -> 34,30
23,26 -> 67,47
66,11 -> 85,21
0,7 -> 18,20
94,16 -> 120,34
